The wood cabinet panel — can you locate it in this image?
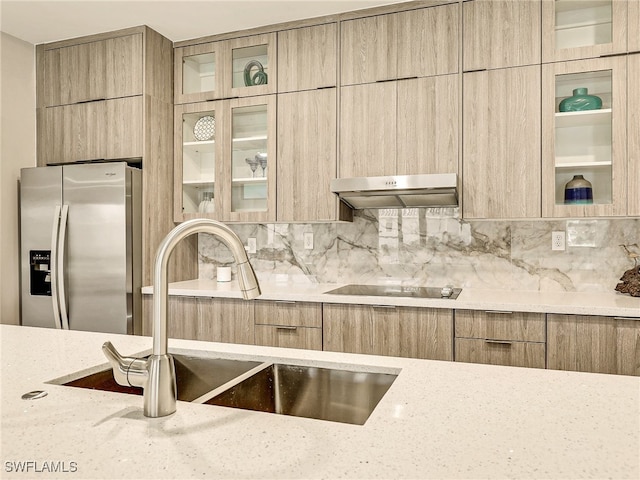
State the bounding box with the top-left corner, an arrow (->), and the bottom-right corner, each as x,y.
455,338 -> 546,369
542,0 -> 627,62
105,34 -> 144,99
323,304 -> 453,361
43,33 -> 143,107
339,83 -> 396,177
463,65 -> 541,218
255,325 -> 322,350
397,3 -> 459,78
630,0 -> 640,53
277,23 -> 337,92
463,0 -> 541,71
41,97 -> 142,164
254,300 -> 322,328
105,96 -> 144,160
455,310 -> 546,342
277,89 -> 338,221
197,298 -> 254,345
397,75 -> 458,175
340,14 -> 397,85
629,54 -> 640,216
547,314 -> 640,376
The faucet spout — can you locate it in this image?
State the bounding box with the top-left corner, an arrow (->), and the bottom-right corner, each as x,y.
103,219 -> 261,418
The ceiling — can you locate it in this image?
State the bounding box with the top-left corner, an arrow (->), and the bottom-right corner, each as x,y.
1,0 -> 410,45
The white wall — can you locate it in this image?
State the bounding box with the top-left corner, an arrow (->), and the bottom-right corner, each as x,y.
1,32 -> 36,324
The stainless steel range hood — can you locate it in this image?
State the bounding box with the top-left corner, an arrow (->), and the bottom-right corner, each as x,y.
330,173 -> 458,209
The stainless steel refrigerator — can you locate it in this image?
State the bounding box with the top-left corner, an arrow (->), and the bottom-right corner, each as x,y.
20,162 -> 142,334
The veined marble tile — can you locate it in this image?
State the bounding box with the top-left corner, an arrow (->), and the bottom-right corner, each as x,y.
197,211 -> 640,293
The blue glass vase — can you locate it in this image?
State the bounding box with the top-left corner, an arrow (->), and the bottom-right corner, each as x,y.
564,175 -> 593,204
559,87 -> 602,112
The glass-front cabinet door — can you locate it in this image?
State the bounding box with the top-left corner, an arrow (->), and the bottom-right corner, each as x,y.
174,101 -> 221,222
175,43 -> 221,104
221,95 -> 276,222
542,56 -> 627,217
542,0 -> 627,62
224,33 -> 277,98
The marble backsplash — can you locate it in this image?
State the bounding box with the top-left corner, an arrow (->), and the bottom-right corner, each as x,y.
198,208 -> 640,293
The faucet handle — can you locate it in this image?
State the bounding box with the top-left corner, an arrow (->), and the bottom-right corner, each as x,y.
102,341 -> 148,388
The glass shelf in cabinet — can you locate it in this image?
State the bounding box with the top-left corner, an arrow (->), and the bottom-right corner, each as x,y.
555,109 -> 611,128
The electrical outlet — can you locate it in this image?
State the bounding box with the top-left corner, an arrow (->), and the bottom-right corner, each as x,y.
304,232 -> 314,250
551,231 -> 565,251
247,237 -> 257,254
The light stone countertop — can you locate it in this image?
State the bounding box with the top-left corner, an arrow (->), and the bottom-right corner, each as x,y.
142,279 -> 640,318
1,324 -> 639,479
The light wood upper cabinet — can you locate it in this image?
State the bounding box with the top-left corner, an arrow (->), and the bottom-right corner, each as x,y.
341,13 -> 398,85
174,42 -> 222,104
277,89 -> 341,221
43,33 -> 143,107
277,23 -> 337,92
396,75 -> 459,176
629,54 -> 640,216
542,56 -> 627,217
547,313 -> 640,376
397,3 -> 459,78
224,33 -> 277,98
40,97 -> 142,165
463,0 -> 541,70
463,65 -> 542,219
340,82 -> 396,177
323,304 -> 453,361
174,95 -> 276,223
542,0 -> 627,62
630,0 -> 640,52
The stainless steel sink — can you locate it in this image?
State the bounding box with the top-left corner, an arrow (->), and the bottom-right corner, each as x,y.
206,363 -> 398,425
61,353 -> 261,402
56,352 -> 398,425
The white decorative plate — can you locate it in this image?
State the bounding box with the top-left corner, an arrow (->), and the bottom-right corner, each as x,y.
193,115 -> 215,141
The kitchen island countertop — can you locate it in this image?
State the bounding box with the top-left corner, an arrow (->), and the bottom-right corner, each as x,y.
1,324 -> 638,479
142,279 -> 640,318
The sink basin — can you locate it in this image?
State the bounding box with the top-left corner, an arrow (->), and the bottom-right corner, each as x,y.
55,351 -> 398,425
61,352 -> 262,402
206,363 -> 398,425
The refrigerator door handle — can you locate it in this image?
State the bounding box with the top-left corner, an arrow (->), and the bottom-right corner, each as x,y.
57,204 -> 70,330
50,205 -> 63,329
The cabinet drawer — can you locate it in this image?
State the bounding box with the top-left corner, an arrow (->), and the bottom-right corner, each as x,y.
455,310 -> 545,342
254,300 -> 321,328
455,338 -> 546,369
255,325 -> 322,350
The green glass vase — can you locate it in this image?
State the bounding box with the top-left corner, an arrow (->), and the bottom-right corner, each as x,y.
559,87 -> 602,112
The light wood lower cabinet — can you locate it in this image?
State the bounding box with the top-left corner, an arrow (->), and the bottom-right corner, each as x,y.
323,304 -> 453,360
454,310 -> 546,369
142,296 -> 254,345
254,300 -> 322,350
455,338 -> 546,369
547,314 -> 640,376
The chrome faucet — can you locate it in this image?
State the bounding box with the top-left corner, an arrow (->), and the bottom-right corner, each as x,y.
102,219 -> 261,417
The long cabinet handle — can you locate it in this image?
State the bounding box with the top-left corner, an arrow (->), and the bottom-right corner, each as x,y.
276,326 -> 298,331
274,300 -> 296,305
372,305 -> 396,309
613,317 -> 639,321
485,339 -> 513,346
485,310 -> 514,314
